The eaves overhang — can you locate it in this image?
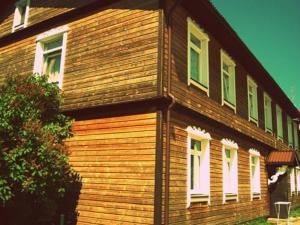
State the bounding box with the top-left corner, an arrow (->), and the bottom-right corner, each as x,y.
267,150 -> 300,167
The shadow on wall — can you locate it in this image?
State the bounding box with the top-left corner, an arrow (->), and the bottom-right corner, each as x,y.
0,171 -> 82,225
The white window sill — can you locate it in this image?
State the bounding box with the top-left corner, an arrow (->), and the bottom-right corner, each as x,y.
224,193 -> 238,202
277,137 -> 283,142
252,192 -> 261,200
265,128 -> 273,135
189,79 -> 209,96
190,194 -> 209,203
249,117 -> 258,126
222,100 -> 236,113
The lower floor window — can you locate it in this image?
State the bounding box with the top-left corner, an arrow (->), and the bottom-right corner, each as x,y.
187,126 -> 211,207
249,149 -> 261,199
222,139 -> 238,202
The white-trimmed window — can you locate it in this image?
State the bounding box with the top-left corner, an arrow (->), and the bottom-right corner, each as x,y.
264,93 -> 273,133
276,105 -> 283,140
33,26 -> 69,89
287,116 -> 293,147
12,0 -> 30,32
249,149 -> 261,199
290,168 -> 296,195
187,18 -> 210,94
221,50 -> 236,112
222,139 -> 238,202
247,76 -> 258,125
293,122 -> 299,150
296,167 -> 300,194
187,126 -> 211,207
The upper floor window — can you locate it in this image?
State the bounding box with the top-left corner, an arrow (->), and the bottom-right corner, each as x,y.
222,139 -> 238,202
276,105 -> 283,140
294,122 -> 299,150
12,0 -> 30,32
221,50 -> 236,112
33,26 -> 69,89
287,116 -> 293,147
249,149 -> 261,200
187,126 -> 211,207
247,76 -> 258,125
187,18 -> 210,95
264,93 -> 272,133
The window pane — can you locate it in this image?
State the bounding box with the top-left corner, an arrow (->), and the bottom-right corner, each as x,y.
223,73 -> 229,101
223,63 -> 229,73
44,52 -> 61,83
19,6 -> 26,24
44,38 -> 63,51
190,34 -> 201,48
225,149 -> 231,159
191,155 -> 194,190
190,48 -> 200,81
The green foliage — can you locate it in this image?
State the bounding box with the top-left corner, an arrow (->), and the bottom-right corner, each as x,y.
0,74 -> 76,224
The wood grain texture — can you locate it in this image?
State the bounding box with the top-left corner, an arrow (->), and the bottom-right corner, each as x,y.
66,112 -> 157,225
0,0 -> 98,38
167,111 -> 269,224
165,1 -> 294,152
0,0 -> 160,111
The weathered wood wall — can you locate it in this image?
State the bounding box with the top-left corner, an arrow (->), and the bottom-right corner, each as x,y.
165,1 -> 294,152
0,0 -> 160,111
168,111 -> 269,224
66,112 -> 157,225
0,0 -> 97,38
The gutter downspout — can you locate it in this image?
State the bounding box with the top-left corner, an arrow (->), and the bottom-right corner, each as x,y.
165,1 -> 182,224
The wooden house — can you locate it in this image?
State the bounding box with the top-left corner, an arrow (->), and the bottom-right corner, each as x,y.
0,0 -> 299,224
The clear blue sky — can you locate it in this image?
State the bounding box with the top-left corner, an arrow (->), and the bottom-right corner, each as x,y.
211,0 -> 300,109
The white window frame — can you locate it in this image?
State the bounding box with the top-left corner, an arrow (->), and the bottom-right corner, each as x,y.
33,26 -> 69,89
276,105 -> 283,141
221,50 -> 236,112
222,138 -> 238,203
186,126 -> 211,208
187,17 -> 210,95
12,0 -> 30,32
296,167 -> 300,195
287,116 -> 293,147
293,122 -> 299,150
249,149 -> 261,200
291,168 -> 296,195
247,76 -> 258,126
264,93 -> 273,133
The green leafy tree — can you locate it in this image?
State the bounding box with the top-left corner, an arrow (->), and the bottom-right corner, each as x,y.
0,74 -> 76,225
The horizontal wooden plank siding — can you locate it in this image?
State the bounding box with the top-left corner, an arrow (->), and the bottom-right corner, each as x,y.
168,111 -> 269,224
0,0 -> 159,111
166,1 -> 293,151
66,112 -> 157,225
0,0 -> 98,38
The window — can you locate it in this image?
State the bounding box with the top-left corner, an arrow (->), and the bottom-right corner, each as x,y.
33,26 -> 69,89
264,93 -> 273,133
291,168 -> 296,195
187,18 -> 210,94
249,149 -> 261,199
287,116 -> 293,147
221,50 -> 236,112
247,76 -> 258,125
12,0 -> 30,32
293,122 -> 299,150
222,139 -> 238,202
276,105 -> 283,140
296,168 -> 300,194
187,126 -> 211,207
